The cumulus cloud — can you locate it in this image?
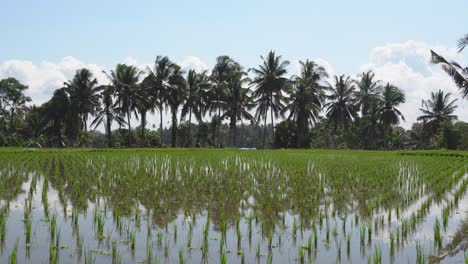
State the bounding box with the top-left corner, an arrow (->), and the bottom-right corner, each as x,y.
179,56 -> 210,73
360,40 -> 468,129
0,56 -> 107,104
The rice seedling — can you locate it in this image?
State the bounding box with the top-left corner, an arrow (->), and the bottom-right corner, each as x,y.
434,218 -> 442,249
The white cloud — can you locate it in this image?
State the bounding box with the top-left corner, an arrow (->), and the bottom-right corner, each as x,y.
0,56 -> 107,104
360,40 -> 468,129
179,56 -> 209,73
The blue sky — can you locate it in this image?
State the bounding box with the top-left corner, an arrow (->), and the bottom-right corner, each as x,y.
1,0 -> 466,72
0,0 -> 467,128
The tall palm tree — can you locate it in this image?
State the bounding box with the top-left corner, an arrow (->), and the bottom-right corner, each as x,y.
250,51 -> 290,148
146,56 -> 179,147
220,66 -> 255,147
165,65 -> 186,147
136,78 -> 155,142
378,83 -> 405,146
417,90 -> 457,135
209,56 -> 240,147
431,34 -> 468,98
64,69 -> 102,134
325,75 -> 358,130
354,70 -> 382,116
283,60 -> 328,148
91,85 -> 126,147
105,64 -> 143,146
181,69 -> 210,147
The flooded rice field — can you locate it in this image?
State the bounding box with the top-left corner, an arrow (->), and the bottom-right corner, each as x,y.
0,149 -> 466,263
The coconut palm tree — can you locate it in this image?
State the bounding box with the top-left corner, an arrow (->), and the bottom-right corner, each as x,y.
354,70 -> 382,116
378,83 -> 405,147
105,64 -> 143,146
283,60 -> 328,148
417,90 -> 457,135
165,65 -> 186,147
250,51 -> 290,148
181,69 -> 211,147
209,56 -> 240,147
146,56 -> 179,147
431,34 -> 468,98
325,75 -> 358,130
64,69 -> 102,134
136,78 -> 155,142
220,66 -> 255,147
91,85 -> 126,147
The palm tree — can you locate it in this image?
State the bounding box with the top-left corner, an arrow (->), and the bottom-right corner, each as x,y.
417,90 -> 457,135
283,60 -> 328,148
64,69 -> 102,134
209,56 -> 240,147
105,64 -> 143,146
250,51 -> 290,148
220,66 -> 255,147
354,70 -> 382,116
136,78 -> 155,143
431,34 -> 468,98
42,88 -> 69,146
378,83 -> 405,147
146,56 -> 179,147
165,65 -> 186,147
181,69 -> 210,147
325,75 -> 358,130
91,85 -> 126,147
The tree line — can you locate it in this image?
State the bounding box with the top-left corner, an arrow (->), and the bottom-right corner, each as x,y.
0,42 -> 467,149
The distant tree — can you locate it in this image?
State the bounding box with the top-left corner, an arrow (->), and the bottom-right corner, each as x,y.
250,51 -> 290,148
146,56 -> 179,147
209,56 -> 240,147
417,90 -> 457,135
0,78 -> 31,133
165,65 -> 186,147
181,70 -> 211,147
325,75 -> 358,130
430,34 -> 468,98
64,69 -> 102,138
42,88 -> 70,146
91,85 -> 126,147
283,60 -> 328,148
220,66 -> 255,147
354,70 -> 381,116
378,83 -> 405,147
105,64 -> 143,146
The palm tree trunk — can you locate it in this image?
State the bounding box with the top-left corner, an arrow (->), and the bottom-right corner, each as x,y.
188,107 -> 192,147
141,110 -> 146,141
127,109 -> 132,147
171,107 -> 177,148
233,115 -> 237,147
262,113 -> 267,149
159,103 -> 163,148
9,107 -> 14,132
106,114 -> 112,148
270,107 -> 274,148
217,108 -> 221,148
229,115 -> 235,147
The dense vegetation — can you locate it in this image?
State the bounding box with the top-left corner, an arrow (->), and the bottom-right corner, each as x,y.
1,36 -> 467,149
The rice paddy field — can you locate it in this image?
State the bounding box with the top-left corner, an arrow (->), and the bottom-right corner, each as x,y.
0,148 -> 466,264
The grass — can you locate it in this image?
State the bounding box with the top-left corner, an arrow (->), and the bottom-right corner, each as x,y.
0,148 -> 466,263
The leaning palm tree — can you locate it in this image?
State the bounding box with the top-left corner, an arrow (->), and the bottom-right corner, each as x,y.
325,75 -> 358,130
431,34 -> 468,98
105,64 -> 143,146
283,60 -> 328,148
208,56 -> 240,147
220,66 -> 255,147
165,65 -> 186,147
91,85 -> 126,147
354,70 -> 382,116
181,69 -> 211,147
417,89 -> 457,135
250,51 -> 290,148
146,56 -> 179,147
378,83 -> 405,147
